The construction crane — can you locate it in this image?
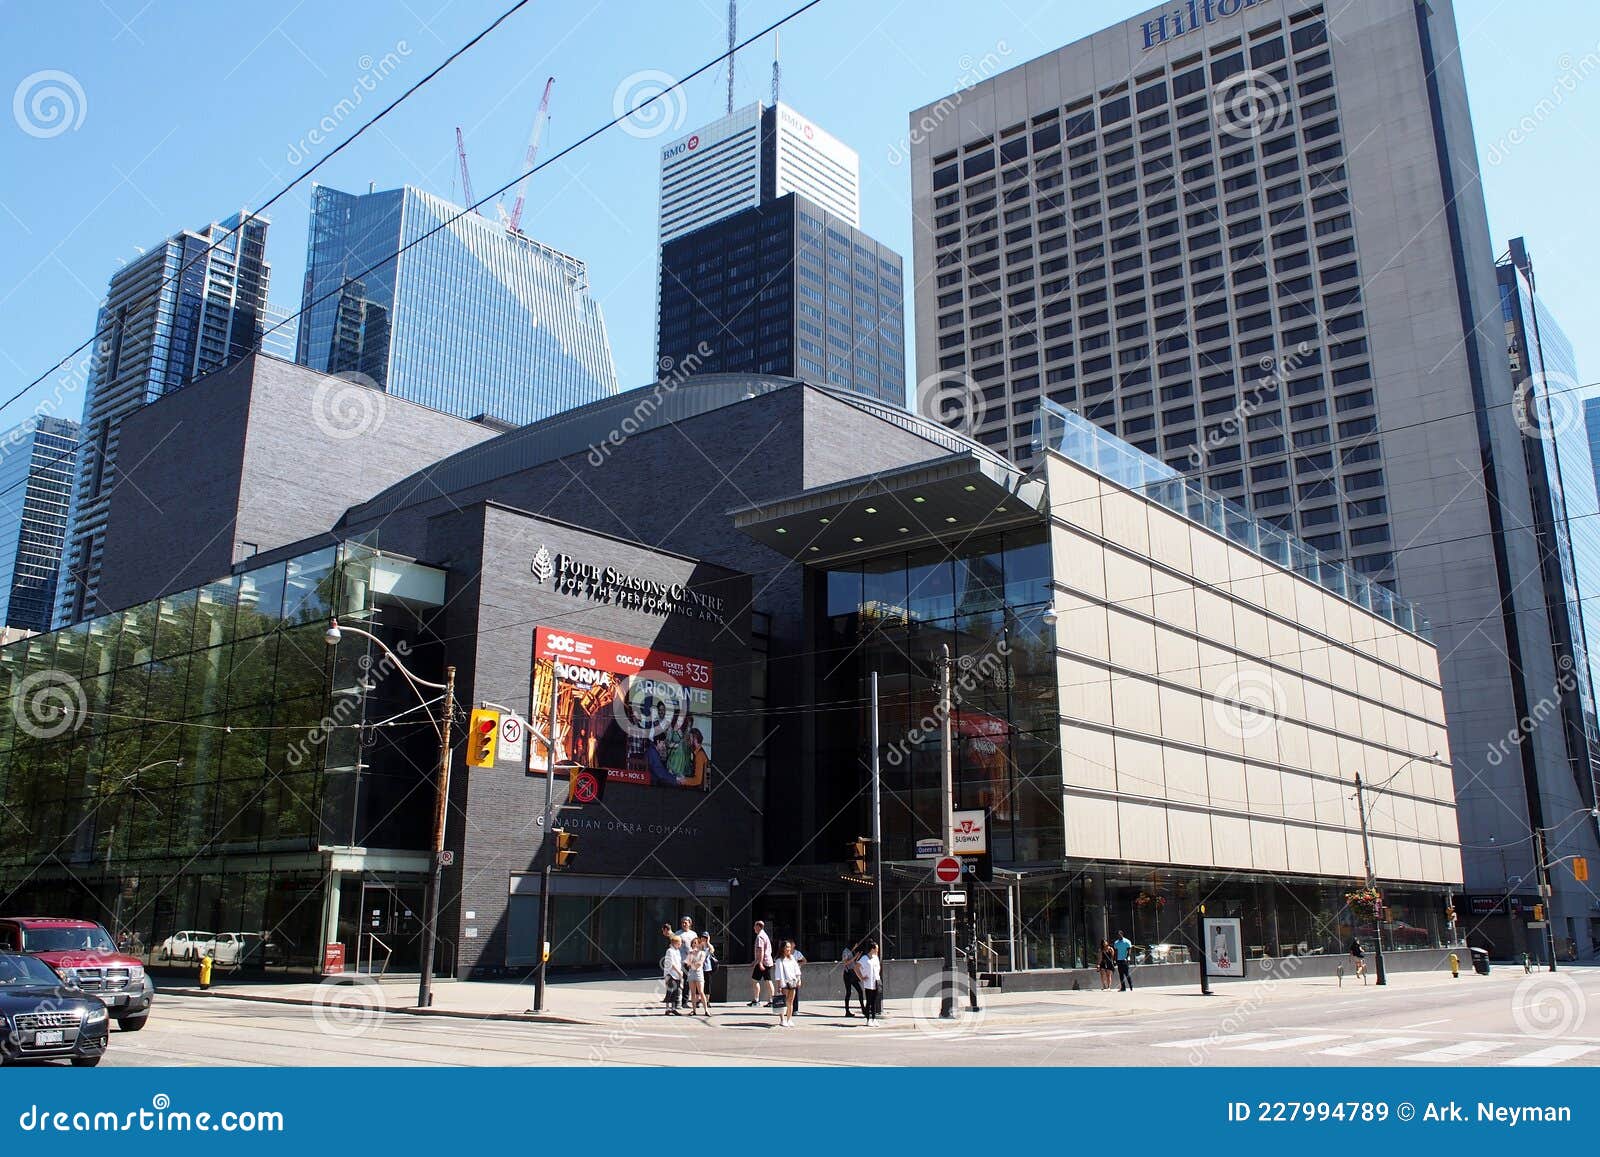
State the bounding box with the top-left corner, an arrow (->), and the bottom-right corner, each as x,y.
454,127 -> 479,214
503,77 -> 554,236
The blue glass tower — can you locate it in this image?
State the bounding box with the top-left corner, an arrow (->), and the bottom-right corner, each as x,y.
0,416 -> 80,633
1498,238 -> 1600,793
296,185 -> 619,425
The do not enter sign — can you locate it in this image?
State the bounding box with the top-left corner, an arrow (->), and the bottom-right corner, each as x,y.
934,857 -> 962,884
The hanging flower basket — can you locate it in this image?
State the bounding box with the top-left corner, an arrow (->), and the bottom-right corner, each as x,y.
1135,891 -> 1166,909
1345,887 -> 1383,920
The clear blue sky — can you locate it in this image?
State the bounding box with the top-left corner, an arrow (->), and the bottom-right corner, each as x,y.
0,0 -> 1593,429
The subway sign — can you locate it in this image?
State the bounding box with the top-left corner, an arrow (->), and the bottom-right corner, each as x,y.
1141,0 -> 1264,49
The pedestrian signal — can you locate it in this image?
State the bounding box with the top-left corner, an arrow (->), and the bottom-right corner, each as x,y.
466,709 -> 500,767
849,838 -> 869,876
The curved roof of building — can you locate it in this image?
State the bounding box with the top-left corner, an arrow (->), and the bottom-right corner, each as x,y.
339,373 -> 1015,527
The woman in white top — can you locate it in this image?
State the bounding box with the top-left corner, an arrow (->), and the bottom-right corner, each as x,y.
854,940 -> 883,1026
772,939 -> 803,1026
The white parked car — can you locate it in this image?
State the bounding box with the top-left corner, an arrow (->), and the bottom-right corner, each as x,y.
211,933 -> 261,966
160,930 -> 214,961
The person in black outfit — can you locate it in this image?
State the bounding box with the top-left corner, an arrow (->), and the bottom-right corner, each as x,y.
841,944 -> 867,1017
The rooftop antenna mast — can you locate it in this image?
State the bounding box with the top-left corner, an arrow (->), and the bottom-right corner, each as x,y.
454,127 -> 479,215
726,0 -> 737,114
771,30 -> 780,105
504,76 -> 555,235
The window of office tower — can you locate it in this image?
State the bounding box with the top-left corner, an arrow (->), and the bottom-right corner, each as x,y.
811,526 -> 1062,864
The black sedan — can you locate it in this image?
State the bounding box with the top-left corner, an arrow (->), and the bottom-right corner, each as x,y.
0,952 -> 109,1067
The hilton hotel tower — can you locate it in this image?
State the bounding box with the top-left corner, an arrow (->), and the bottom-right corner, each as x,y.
911,0 -> 1600,953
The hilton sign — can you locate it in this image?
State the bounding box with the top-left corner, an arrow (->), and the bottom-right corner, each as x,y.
530,546 -> 726,624
1141,0 -> 1264,49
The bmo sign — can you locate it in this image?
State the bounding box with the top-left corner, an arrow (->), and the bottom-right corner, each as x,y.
951,809 -> 987,856
661,133 -> 700,161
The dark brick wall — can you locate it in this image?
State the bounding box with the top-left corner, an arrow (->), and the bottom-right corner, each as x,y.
99,355 -> 494,610
421,502 -> 753,976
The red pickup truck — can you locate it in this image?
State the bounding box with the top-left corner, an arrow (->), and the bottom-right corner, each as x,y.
0,918 -> 154,1031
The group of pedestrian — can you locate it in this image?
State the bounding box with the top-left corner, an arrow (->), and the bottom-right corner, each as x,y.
659,915 -> 716,1016
1098,931 -> 1133,991
744,920 -> 883,1028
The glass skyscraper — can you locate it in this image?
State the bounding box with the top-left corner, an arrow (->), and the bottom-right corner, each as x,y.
296,185 -> 619,425
57,211 -> 271,628
0,416 -> 79,633
656,193 -> 906,405
1499,239 -> 1600,792
655,103 -> 906,406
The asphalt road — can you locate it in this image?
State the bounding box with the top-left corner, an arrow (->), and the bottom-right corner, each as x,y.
38,966 -> 1600,1068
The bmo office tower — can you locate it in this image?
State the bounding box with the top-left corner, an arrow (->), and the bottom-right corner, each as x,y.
656,102 -> 906,405
910,0 -> 1598,952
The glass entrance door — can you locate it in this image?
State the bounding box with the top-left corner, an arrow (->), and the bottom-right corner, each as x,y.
355,879 -> 425,974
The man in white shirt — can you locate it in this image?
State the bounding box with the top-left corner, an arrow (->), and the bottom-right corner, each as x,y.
855,941 -> 883,1025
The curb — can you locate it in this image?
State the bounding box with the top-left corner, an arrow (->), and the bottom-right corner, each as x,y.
163,987 -> 594,1026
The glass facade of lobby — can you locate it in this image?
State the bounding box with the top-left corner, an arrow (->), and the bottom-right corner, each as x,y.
0,543 -> 442,973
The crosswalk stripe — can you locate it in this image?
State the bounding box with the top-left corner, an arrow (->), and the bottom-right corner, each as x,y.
1402,1041 -> 1509,1062
1153,1032 -> 1271,1049
1225,1033 -> 1344,1052
1317,1037 -> 1425,1057
1501,1044 -> 1600,1067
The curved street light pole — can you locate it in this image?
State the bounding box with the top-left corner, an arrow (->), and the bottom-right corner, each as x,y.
326,618 -> 455,1009
1352,752 -> 1438,988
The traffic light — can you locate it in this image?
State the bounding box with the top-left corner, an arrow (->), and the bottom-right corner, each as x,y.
849,838 -> 869,876
554,828 -> 577,869
1574,857 -> 1590,884
1532,904 -> 1545,922
466,709 -> 499,767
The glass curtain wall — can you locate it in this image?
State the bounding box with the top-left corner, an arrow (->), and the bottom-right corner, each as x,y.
814,525 -> 1060,867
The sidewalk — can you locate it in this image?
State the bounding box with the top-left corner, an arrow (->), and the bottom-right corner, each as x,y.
163,960 -> 1531,1027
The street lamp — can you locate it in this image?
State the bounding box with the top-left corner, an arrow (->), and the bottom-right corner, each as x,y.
325,617 -> 456,1009
1353,751 -> 1438,987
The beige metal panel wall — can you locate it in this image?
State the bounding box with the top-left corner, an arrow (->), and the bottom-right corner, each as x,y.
1047,452 -> 1462,885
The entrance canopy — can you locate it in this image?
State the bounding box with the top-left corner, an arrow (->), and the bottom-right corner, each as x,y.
729,452 -> 1045,565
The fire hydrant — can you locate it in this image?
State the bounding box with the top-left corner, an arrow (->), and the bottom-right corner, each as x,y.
198,951 -> 215,990
1448,951 -> 1459,978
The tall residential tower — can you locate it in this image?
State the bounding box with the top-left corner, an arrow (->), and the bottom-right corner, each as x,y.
56,211 -> 270,626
